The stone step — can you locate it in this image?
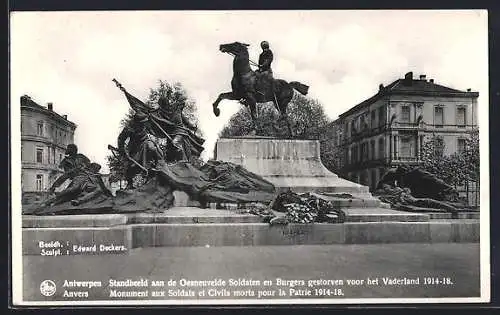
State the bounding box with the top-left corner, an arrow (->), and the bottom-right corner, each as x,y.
23,209 -> 265,228
22,219 -> 480,255
22,214 -> 128,228
343,208 -> 429,222
312,194 -> 383,208
428,212 -> 480,220
23,205 -> 430,230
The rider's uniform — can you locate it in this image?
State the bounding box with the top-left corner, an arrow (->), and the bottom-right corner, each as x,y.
257,48 -> 274,94
258,48 -> 273,74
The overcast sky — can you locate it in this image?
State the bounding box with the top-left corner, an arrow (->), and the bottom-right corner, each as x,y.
10,10 -> 488,172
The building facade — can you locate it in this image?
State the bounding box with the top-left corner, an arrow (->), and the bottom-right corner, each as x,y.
21,95 -> 77,194
333,72 -> 479,200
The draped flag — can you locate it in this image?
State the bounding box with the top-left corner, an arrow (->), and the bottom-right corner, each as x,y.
112,78 -> 205,158
112,78 -> 154,115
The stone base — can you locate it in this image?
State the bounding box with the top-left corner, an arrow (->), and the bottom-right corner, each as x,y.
215,138 -> 370,196
22,209 -> 480,255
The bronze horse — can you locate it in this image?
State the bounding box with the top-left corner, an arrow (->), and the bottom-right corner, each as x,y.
212,42 -> 309,136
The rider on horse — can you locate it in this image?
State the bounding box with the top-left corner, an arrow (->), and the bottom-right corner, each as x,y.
256,41 -> 274,95
213,41 -> 309,136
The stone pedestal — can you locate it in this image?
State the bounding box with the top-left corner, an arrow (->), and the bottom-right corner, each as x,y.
215,137 -> 370,196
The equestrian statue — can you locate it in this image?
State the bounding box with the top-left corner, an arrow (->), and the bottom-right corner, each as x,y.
212,41 -> 309,137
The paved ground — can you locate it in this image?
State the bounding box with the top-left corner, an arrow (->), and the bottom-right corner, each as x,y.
22,243 -> 481,303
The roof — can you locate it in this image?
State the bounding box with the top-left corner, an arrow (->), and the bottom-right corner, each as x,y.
20,95 -> 77,129
339,73 -> 479,119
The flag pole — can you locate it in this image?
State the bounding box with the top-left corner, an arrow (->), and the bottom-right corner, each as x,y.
112,78 -> 126,92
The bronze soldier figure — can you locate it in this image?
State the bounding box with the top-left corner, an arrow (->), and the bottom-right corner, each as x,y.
155,95 -> 201,162
48,144 -> 91,194
117,111 -> 163,189
70,163 -> 113,206
256,41 -> 274,95
41,159 -> 111,209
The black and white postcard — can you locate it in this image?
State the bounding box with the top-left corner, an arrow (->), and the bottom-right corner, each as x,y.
10,10 -> 490,305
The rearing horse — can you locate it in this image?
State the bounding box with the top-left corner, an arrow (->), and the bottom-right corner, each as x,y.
212,41 -> 309,136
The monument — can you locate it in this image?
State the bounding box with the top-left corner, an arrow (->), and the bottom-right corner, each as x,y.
21,41 -> 479,255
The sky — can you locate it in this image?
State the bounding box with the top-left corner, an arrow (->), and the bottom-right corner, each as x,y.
10,10 -> 488,172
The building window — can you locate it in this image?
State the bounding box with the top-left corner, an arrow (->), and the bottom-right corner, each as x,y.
433,136 -> 445,157
371,110 -> 376,128
36,147 -> 43,163
457,107 -> 466,127
351,145 -> 359,164
457,138 -> 466,154
36,174 -> 44,191
400,136 -> 414,158
370,140 -> 376,160
360,142 -> 367,161
37,121 -> 44,136
401,105 -> 410,123
434,106 -> 444,127
378,107 -> 386,126
350,121 -> 356,136
378,138 -> 385,159
360,115 -> 366,130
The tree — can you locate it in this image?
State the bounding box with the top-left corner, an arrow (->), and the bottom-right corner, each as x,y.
219,94 -> 330,139
420,135 -> 449,182
420,130 -> 480,188
461,129 -> 480,183
218,94 -> 339,172
107,80 -> 203,182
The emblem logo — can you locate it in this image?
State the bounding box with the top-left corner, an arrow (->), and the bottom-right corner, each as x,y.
40,280 -> 56,297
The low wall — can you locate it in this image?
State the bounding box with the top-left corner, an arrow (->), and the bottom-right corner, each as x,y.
22,213 -> 480,255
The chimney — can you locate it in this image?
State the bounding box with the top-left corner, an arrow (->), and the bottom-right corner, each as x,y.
47,102 -> 53,111
429,79 -> 434,83
419,74 -> 426,80
63,115 -> 67,119
379,84 -> 384,91
467,88 -> 471,92
20,95 -> 31,106
403,72 -> 413,86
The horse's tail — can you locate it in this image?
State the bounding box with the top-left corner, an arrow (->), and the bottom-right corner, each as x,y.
289,81 -> 309,95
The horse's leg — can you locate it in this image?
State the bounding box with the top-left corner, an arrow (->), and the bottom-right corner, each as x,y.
245,92 -> 258,134
277,85 -> 294,138
212,91 -> 238,117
